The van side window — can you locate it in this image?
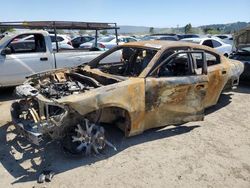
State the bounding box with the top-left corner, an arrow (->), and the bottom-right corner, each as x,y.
7,34 -> 46,53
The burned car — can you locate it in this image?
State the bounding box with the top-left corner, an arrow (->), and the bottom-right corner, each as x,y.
230,26 -> 250,80
11,41 -> 244,155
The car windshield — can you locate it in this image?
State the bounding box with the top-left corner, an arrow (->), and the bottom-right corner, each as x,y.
98,36 -> 115,42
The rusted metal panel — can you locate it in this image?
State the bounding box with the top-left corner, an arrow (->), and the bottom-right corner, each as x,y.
58,77 -> 146,136
144,75 -> 208,130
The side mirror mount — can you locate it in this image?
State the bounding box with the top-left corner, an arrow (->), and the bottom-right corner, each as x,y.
1,47 -> 12,55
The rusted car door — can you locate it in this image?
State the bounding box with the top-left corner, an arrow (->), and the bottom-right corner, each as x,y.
196,50 -> 228,107
144,51 -> 208,130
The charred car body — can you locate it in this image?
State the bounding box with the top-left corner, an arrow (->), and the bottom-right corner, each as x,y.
230,26 -> 250,80
11,41 -> 244,155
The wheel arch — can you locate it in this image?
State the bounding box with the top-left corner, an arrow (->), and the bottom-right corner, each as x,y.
77,105 -> 132,137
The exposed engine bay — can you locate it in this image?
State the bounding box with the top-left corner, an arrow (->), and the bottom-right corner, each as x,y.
35,72 -> 96,99
16,67 -> 121,99
12,67 -> 123,147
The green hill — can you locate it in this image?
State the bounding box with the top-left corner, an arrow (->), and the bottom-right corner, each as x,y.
117,21 -> 250,34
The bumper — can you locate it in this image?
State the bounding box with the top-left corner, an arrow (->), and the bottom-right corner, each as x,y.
12,119 -> 43,145
11,102 -> 53,145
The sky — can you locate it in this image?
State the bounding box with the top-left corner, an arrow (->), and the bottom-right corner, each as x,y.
0,0 -> 249,27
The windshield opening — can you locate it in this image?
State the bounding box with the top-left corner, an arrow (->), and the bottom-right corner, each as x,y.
89,46 -> 158,77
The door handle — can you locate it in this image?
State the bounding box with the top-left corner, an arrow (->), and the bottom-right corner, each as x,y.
196,84 -> 205,90
40,57 -> 48,61
222,70 -> 227,74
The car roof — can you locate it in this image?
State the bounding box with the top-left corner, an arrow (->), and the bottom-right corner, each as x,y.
121,40 -> 220,53
7,30 -> 49,37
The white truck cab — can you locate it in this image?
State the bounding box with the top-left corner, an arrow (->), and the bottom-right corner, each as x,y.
0,30 -> 103,87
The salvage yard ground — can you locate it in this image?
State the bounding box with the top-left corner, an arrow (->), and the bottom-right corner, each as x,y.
0,84 -> 250,188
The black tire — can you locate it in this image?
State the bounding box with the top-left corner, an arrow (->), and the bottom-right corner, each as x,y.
61,120 -> 106,156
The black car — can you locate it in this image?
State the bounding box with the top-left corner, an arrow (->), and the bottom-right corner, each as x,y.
71,36 -> 94,48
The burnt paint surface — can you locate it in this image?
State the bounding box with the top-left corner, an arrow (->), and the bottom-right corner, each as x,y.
144,75 -> 208,130
204,63 -> 228,107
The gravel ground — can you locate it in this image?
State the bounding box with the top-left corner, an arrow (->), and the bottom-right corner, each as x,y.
0,84 -> 249,188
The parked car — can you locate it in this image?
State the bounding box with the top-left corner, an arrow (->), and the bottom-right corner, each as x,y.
21,33 -> 74,50
97,36 -> 138,49
0,30 -> 104,87
80,36 -> 138,50
181,37 -> 232,56
214,34 -> 232,40
214,34 -> 233,45
222,37 -> 233,46
79,37 -> 108,49
230,27 -> 250,80
71,36 -> 94,48
11,40 -> 243,155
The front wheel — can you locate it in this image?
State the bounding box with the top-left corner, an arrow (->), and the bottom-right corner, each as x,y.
61,119 -> 106,156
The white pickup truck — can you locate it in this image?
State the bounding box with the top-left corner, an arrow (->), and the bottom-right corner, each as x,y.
0,30 -> 104,87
